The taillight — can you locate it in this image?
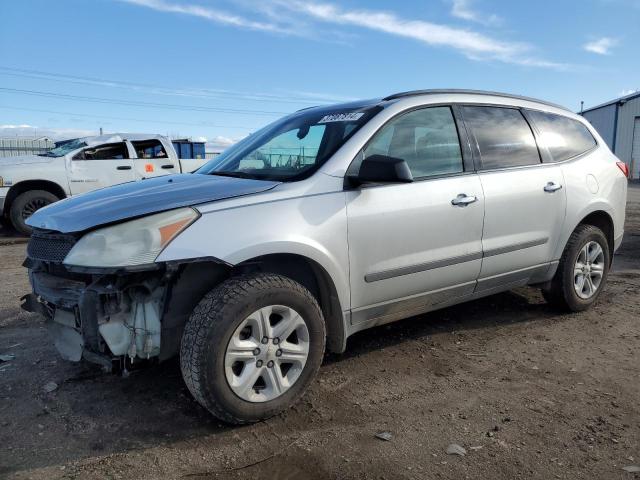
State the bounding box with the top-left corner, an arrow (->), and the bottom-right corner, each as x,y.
616,161 -> 629,178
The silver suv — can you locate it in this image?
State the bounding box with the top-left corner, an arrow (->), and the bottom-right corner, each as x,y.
23,90 -> 628,424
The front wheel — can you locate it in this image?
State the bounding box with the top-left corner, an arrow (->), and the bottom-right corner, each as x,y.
9,190 -> 59,235
542,224 -> 610,312
180,273 -> 326,424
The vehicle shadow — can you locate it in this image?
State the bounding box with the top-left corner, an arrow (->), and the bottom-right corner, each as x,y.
327,287 -> 553,365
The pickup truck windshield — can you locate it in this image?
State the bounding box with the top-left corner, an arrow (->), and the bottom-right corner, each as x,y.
197,103 -> 382,181
39,138 -> 87,157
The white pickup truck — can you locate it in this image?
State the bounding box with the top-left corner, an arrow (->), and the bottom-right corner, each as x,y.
0,133 -> 208,234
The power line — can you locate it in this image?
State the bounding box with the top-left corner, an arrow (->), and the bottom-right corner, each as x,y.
0,87 -> 291,116
0,105 -> 258,130
0,66 -> 348,105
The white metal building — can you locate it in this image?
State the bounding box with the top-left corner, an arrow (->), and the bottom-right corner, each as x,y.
0,138 -> 55,157
581,91 -> 640,180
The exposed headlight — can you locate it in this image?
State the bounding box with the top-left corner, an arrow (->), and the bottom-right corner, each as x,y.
63,207 -> 199,268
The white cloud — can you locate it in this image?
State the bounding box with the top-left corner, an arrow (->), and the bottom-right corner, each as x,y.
0,124 -> 36,129
584,37 -> 618,55
0,126 -> 97,140
272,1 -> 569,69
450,0 -> 501,25
118,0 -> 294,34
206,135 -> 244,151
115,0 -> 570,70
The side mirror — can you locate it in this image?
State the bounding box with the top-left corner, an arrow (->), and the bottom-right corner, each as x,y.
350,154 -> 413,186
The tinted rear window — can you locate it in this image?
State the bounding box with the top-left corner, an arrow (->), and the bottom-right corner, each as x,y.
526,110 -> 597,162
463,106 -> 541,169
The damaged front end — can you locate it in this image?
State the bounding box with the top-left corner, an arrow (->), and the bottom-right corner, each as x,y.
22,229 -> 229,371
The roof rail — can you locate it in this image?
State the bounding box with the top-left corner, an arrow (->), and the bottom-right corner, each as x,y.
382,89 -> 569,111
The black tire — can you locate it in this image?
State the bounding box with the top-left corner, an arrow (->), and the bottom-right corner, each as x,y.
542,224 -> 610,312
180,273 -> 326,424
9,190 -> 59,236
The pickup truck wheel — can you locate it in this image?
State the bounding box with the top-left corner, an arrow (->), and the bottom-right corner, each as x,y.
9,190 -> 59,236
542,224 -> 610,312
180,273 -> 326,424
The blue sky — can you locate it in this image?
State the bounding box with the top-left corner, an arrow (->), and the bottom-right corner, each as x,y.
1,0 -> 639,150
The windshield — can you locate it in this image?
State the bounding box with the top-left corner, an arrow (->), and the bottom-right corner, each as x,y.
39,138 -> 87,157
197,103 -> 382,181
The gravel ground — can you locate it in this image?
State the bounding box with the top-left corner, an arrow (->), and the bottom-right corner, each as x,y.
0,186 -> 638,480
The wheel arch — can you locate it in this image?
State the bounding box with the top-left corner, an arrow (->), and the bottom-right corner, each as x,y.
575,209 -> 615,264
4,180 -> 66,217
232,253 -> 347,353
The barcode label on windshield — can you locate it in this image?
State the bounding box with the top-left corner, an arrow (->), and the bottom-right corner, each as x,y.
318,112 -> 364,123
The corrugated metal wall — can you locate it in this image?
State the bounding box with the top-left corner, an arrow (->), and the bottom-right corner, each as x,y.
583,103 -> 617,150
614,96 -> 640,179
632,118 -> 640,180
582,95 -> 640,179
0,139 -> 55,157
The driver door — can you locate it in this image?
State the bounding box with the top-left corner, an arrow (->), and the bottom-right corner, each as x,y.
68,142 -> 135,195
346,106 -> 485,325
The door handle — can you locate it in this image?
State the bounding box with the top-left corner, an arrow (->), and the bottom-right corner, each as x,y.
544,182 -> 562,193
161,164 -> 175,169
116,165 -> 132,170
451,194 -> 478,206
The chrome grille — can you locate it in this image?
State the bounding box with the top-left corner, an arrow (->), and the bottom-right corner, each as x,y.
27,231 -> 77,263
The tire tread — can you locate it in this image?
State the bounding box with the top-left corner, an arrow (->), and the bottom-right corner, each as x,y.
180,272 -> 324,424
543,224 -> 608,312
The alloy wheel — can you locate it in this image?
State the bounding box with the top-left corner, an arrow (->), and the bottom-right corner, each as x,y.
21,198 -> 49,219
573,240 -> 605,299
224,305 -> 309,403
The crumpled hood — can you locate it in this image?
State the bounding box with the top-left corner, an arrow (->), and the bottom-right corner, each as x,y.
0,154 -> 55,167
27,173 -> 279,233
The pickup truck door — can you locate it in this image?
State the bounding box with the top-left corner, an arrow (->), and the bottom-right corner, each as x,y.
346,106 -> 484,326
130,139 -> 179,178
67,142 -> 135,195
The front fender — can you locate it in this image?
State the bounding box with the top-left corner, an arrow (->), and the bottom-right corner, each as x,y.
156,191 -> 351,309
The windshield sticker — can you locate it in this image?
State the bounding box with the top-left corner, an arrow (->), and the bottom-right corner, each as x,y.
318,112 -> 364,123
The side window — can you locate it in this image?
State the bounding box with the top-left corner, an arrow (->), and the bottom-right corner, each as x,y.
131,140 -> 168,159
526,110 -> 597,162
463,106 -> 541,169
363,106 -> 464,178
74,142 -> 129,160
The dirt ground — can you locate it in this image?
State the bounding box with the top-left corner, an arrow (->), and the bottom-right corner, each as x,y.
0,187 -> 638,480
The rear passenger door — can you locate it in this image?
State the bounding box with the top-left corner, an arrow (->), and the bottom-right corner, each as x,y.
461,106 -> 567,291
130,139 -> 179,178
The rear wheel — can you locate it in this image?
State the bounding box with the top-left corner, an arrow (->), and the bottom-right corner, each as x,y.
542,224 -> 610,312
9,190 -> 59,235
180,273 -> 326,424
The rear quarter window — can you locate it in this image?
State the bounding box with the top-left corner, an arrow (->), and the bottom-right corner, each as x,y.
526,110 -> 597,162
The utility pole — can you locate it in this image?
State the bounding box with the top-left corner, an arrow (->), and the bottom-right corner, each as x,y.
99,127 -> 103,135
580,101 -> 584,114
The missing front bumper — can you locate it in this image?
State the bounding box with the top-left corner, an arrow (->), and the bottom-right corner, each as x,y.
22,266 -> 166,368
